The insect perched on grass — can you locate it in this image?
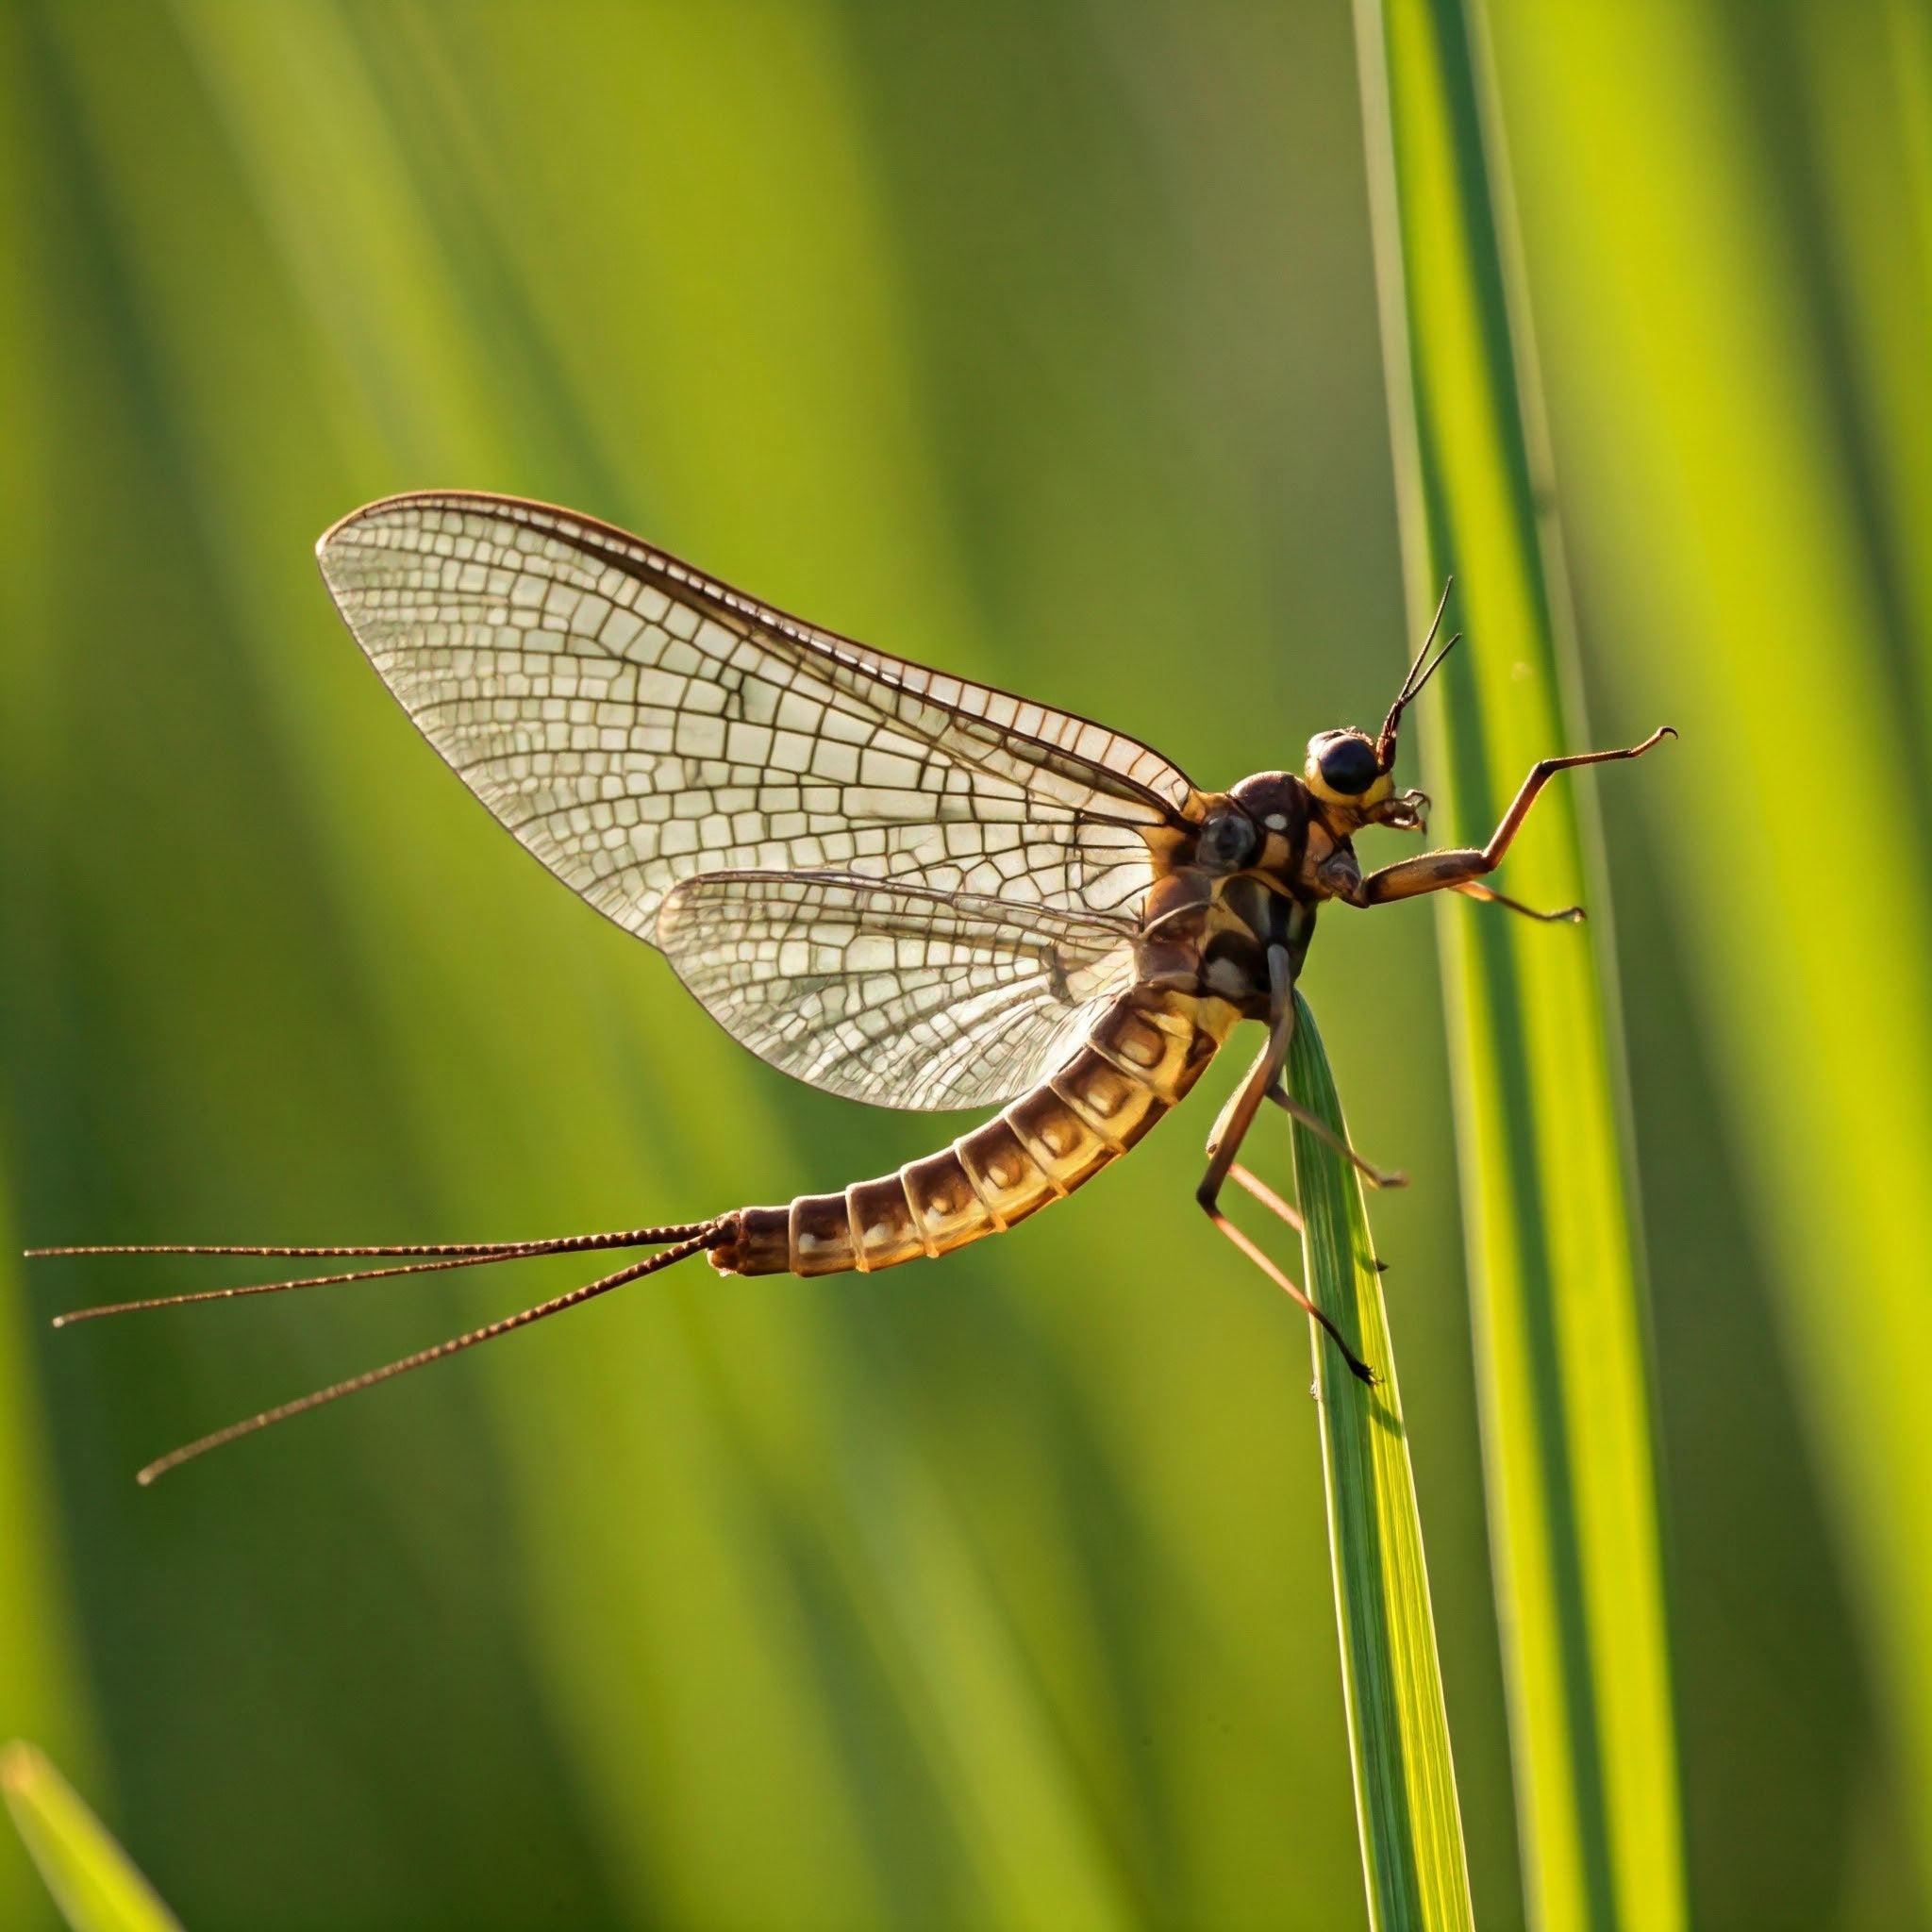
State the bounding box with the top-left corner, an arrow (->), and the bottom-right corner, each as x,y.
35,493 -> 1672,1482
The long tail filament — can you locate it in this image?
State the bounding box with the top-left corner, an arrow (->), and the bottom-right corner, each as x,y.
32,1219 -> 731,1483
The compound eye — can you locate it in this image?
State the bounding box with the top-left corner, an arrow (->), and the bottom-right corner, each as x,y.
1197,808 -> 1257,873
1317,734 -> 1380,796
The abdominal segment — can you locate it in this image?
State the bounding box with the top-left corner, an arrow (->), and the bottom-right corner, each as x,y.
710,987 -> 1233,1279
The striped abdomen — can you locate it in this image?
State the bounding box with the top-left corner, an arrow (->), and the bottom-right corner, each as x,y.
710,987 -> 1236,1280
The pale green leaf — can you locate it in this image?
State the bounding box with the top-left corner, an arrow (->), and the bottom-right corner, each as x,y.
2,1744 -> 182,1932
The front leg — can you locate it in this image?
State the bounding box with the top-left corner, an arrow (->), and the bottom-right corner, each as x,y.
1346,725 -> 1674,908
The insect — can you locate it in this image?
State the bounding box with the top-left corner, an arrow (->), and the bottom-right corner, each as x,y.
37,492 -> 1671,1482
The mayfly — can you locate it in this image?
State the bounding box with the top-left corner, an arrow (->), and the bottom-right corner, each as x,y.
36,493 -> 1671,1482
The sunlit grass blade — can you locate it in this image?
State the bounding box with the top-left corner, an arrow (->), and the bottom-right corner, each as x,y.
1483,7 -> 1932,1908
1288,994 -> 1473,1932
0,1178 -> 99,1932
1351,3 -> 1685,1927
2,1744 -> 181,1932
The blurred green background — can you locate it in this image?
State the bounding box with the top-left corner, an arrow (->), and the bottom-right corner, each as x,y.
2,3 -> 1925,1927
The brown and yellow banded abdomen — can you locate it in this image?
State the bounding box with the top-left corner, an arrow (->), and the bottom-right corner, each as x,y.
710,988 -> 1236,1279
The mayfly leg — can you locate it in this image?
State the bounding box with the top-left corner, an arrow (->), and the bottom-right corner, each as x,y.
1226,1163 -> 1303,1237
1353,725 -> 1674,908
1261,1077 -> 1407,1190
1452,880 -> 1582,924
1225,1163 -> 1391,1274
1195,948 -> 1376,1385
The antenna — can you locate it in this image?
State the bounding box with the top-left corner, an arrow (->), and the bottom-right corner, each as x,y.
1377,576 -> 1460,769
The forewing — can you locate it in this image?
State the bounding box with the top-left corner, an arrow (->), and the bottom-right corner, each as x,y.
656,873 -> 1138,1110
317,492 -> 1201,941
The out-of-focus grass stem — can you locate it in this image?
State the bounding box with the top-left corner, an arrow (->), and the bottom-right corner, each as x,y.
2,1743 -> 181,1932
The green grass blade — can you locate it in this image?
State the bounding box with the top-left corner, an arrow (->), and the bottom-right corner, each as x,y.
1482,8 -> 1932,1908
0,1180 -> 99,1932
1288,995 -> 1474,1932
2,1745 -> 181,1932
1351,3 -> 1685,1927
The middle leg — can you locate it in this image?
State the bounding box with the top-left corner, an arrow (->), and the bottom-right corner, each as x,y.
1262,1077 -> 1407,1189
1194,948 -> 1375,1383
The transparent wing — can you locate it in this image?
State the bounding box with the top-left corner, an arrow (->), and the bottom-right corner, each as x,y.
317,492 -> 1202,942
656,872 -> 1138,1110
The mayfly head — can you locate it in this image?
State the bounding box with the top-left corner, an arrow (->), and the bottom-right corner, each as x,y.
1303,727 -> 1390,809
1301,725 -> 1425,834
